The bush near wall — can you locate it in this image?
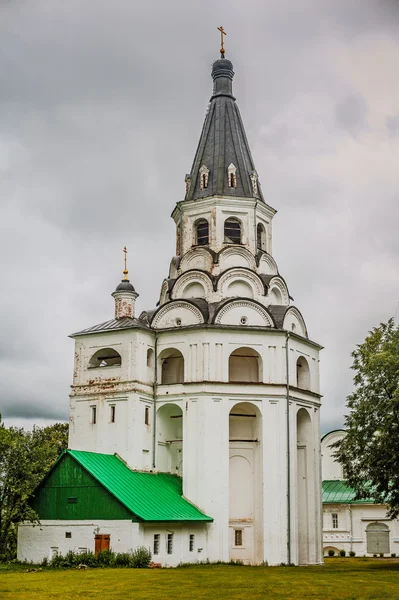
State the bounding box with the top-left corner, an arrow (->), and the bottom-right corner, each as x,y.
48,547 -> 151,569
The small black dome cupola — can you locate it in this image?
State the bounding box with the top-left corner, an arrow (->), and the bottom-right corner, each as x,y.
115,279 -> 135,293
111,247 -> 139,320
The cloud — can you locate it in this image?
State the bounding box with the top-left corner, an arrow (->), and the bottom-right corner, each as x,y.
0,0 -> 398,434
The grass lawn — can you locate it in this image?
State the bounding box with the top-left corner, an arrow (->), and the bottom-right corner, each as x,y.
1,558 -> 399,600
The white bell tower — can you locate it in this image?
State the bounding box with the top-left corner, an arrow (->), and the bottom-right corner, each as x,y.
69,43 -> 323,566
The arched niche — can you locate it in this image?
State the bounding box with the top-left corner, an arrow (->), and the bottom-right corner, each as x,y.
171,271 -> 212,300
297,408 -> 313,565
270,287 -> 283,304
214,300 -> 273,327
257,253 -> 278,276
218,247 -> 256,271
229,402 -> 262,441
296,356 -> 310,390
283,307 -> 308,338
267,276 -> 289,306
181,281 -> 206,299
159,348 -> 185,384
152,301 -> 204,329
257,223 -> 266,251
159,279 -> 169,306
229,347 -> 262,383
229,402 -> 263,563
226,279 -> 254,298
179,248 -> 213,273
88,348 -> 121,368
156,403 -> 183,475
218,268 -> 264,300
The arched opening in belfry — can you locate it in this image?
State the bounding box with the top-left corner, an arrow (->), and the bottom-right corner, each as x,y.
229,402 -> 263,564
256,223 -> 266,251
296,408 -> 313,565
156,403 -> 183,475
88,348 -> 121,368
296,356 -> 310,390
229,347 -> 262,383
224,218 -> 242,244
195,219 -> 209,246
159,348 -> 184,384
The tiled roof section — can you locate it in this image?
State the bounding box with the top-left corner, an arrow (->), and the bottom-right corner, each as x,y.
70,317 -> 149,337
267,305 -> 288,328
322,480 -> 372,504
186,58 -> 265,203
67,450 -> 213,522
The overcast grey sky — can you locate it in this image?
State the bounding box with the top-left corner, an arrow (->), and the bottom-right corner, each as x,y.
1,0 -> 398,433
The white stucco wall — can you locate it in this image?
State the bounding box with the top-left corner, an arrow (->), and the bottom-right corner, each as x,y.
17,521 -> 139,564
17,521 -> 209,567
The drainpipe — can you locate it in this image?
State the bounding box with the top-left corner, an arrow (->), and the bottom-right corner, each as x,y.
285,331 -> 291,564
152,331 -> 158,469
349,504 -> 353,553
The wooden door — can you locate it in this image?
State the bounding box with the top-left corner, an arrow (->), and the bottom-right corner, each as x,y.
94,534 -> 110,555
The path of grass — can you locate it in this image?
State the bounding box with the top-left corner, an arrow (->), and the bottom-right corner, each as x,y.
1,558 -> 399,600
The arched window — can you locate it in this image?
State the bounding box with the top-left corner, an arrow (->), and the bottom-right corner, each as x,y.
227,163 -> 237,188
195,219 -> 209,246
88,348 -> 121,368
147,348 -> 154,368
157,403 -> 183,475
296,356 -> 310,390
229,347 -> 262,383
199,165 -> 209,190
224,218 -> 241,244
257,223 -> 266,251
160,349 -> 184,384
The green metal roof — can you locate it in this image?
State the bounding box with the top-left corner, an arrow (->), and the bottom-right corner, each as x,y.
322,480 -> 373,504
66,450 -> 213,522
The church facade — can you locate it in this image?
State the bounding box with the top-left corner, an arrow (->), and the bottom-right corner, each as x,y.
18,48 -> 323,566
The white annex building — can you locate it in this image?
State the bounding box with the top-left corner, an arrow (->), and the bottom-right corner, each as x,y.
18,47 -> 324,566
322,430 -> 399,557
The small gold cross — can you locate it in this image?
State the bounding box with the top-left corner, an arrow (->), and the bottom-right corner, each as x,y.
123,246 -> 128,280
217,26 -> 226,56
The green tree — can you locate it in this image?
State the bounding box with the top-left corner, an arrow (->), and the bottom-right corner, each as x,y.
334,319 -> 399,516
0,419 -> 68,559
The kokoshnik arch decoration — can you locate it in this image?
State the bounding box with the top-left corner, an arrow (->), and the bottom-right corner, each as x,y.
19,30 -> 323,569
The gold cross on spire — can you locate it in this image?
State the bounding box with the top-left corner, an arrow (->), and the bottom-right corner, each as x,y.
217,26 -> 226,56
123,246 -> 129,280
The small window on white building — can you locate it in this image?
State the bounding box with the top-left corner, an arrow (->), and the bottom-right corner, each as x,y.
65,532 -> 72,539
167,533 -> 174,554
332,513 -> 339,529
199,165 -> 209,190
147,348 -> 154,368
189,534 -> 195,552
110,405 -> 116,423
234,529 -> 243,546
91,406 -> 97,425
227,163 -> 237,188
145,406 -> 150,425
78,548 -> 87,554
153,534 -> 160,555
